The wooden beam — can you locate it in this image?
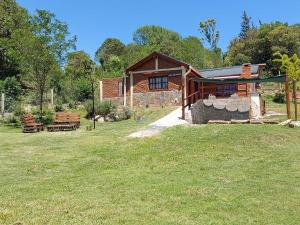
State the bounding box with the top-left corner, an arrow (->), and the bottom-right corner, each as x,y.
130,67 -> 182,74
293,79 -> 298,121
285,73 -> 291,119
155,57 -> 158,70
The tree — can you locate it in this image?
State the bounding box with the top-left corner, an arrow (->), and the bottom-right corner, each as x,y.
30,10 -> 77,66
225,22 -> 300,71
0,0 -> 30,79
132,25 -> 182,58
95,38 -> 125,68
199,19 -> 220,50
274,52 -> 300,81
65,51 -> 93,78
9,25 -> 57,113
239,11 -> 251,39
65,51 -> 95,102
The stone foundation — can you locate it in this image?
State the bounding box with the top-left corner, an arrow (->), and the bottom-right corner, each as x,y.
191,95 -> 250,124
103,90 -> 181,107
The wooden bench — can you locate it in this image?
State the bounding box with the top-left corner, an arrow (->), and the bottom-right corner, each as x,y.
54,112 -> 80,128
21,114 -> 44,133
47,112 -> 80,132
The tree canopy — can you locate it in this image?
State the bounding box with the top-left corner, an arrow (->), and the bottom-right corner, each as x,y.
225,21 -> 300,73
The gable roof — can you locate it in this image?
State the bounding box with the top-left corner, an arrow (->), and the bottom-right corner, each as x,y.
125,51 -> 189,73
198,64 -> 265,78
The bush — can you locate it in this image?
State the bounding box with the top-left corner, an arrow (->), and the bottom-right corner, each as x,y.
14,103 -> 26,117
33,109 -> 54,125
273,92 -> 285,103
73,77 -> 93,102
54,98 -> 64,112
84,100 -> 117,119
109,106 -> 132,121
133,108 -> 146,121
1,76 -> 22,112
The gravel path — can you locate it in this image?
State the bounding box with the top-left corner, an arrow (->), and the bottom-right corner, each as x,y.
128,107 -> 187,138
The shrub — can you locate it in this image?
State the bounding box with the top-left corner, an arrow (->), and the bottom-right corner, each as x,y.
33,109 -> 54,125
1,77 -> 22,112
54,98 -> 64,112
273,92 -> 285,103
114,106 -> 132,121
14,103 -> 26,117
133,108 -> 146,121
73,77 -> 93,102
84,100 -> 117,119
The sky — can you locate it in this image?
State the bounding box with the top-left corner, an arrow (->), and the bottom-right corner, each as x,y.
17,0 -> 300,59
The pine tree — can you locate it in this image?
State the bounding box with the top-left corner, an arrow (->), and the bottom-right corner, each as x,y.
239,11 -> 251,39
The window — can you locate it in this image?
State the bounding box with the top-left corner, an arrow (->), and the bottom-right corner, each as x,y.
118,80 -> 123,96
149,76 -> 168,90
216,83 -> 237,97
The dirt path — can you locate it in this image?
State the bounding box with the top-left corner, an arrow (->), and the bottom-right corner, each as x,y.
128,107 -> 187,138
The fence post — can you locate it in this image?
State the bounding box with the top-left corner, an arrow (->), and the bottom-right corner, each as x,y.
51,89 -> 54,106
1,93 -> 4,115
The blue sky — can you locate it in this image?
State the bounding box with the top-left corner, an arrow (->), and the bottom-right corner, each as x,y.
17,0 -> 300,59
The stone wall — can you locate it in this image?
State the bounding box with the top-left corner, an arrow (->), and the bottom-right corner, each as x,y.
103,90 -> 181,107
191,95 -> 250,124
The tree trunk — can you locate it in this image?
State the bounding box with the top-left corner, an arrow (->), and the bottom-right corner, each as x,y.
40,90 -> 44,114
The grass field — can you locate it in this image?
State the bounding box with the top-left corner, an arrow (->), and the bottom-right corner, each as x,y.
0,106 -> 300,225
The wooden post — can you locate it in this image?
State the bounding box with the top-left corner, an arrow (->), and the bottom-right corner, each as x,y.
99,80 -> 103,102
1,93 -> 4,115
201,82 -> 204,99
285,73 -> 291,119
130,72 -> 133,109
293,79 -> 298,121
181,73 -> 185,120
181,66 -> 186,119
123,75 -> 127,106
50,89 -> 54,105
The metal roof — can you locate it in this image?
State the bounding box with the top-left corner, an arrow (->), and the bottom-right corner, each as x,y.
198,65 -> 260,78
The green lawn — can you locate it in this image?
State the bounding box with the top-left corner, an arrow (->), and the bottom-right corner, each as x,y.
0,107 -> 300,225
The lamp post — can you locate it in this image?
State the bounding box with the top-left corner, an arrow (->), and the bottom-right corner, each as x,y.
85,61 -> 96,129
91,64 -> 96,129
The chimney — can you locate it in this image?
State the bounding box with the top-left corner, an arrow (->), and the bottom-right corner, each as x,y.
241,63 -> 251,78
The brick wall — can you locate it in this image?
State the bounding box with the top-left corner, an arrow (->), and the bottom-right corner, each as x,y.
102,77 -> 123,98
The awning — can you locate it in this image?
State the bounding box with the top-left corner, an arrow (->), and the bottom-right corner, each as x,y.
190,75 -> 285,83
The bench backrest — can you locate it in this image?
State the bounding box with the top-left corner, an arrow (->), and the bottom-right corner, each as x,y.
54,112 -> 80,123
21,114 -> 37,124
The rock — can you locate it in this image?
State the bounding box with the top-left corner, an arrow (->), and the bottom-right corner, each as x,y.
289,121 -> 300,128
231,119 -> 250,124
262,119 -> 279,124
208,120 -> 231,124
250,119 -> 264,124
279,119 -> 292,126
104,116 -> 114,122
97,117 -> 104,123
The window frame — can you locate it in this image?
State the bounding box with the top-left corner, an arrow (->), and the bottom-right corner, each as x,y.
216,83 -> 237,97
148,76 -> 168,91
